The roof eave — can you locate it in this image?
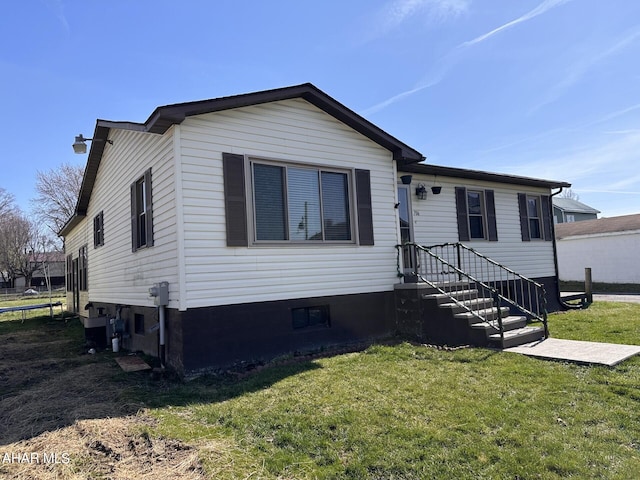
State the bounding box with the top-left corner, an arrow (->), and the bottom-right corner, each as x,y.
143,83 -> 424,163
399,163 -> 571,189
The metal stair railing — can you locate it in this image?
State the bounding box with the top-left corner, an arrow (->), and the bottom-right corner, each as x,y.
396,243 -> 549,344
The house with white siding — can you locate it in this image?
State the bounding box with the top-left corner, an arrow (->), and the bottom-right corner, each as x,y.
61,84 -> 570,375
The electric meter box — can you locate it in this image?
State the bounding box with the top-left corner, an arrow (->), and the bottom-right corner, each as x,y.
149,281 -> 169,306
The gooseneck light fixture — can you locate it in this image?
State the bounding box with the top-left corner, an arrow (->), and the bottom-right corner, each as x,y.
72,134 -> 113,154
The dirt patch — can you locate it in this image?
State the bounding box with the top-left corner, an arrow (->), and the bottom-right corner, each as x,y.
0,415 -> 207,479
0,317 -> 210,479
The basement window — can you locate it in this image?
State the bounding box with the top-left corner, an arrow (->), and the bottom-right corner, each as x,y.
292,305 -> 330,330
134,314 -> 145,335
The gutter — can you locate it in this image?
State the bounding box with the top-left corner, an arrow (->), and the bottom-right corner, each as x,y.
549,188 -> 585,310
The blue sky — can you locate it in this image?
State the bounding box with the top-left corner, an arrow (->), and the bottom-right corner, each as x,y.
1,0 -> 639,218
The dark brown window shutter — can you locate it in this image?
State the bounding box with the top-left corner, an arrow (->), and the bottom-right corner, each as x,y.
455,187 -> 470,242
518,193 -> 530,241
541,195 -> 553,241
144,169 -> 154,247
485,190 -> 498,241
355,169 -> 374,246
222,152 -> 248,246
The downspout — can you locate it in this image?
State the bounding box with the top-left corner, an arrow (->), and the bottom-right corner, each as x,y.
158,305 -> 166,369
149,281 -> 169,369
549,188 -> 582,310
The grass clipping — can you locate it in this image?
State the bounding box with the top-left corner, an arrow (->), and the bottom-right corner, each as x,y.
1,415 -> 206,480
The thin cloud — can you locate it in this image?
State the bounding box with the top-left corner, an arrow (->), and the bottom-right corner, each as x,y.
593,103 -> 640,126
363,0 -> 570,115
44,0 -> 70,34
532,27 -> 640,112
504,131 -> 640,192
364,0 -> 469,43
361,57 -> 452,116
459,0 -> 572,48
361,85 -> 432,117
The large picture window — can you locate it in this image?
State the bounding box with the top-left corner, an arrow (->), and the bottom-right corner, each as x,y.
251,161 -> 352,243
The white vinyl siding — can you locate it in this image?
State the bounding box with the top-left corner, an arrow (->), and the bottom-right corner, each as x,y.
65,128 -> 179,310
407,174 -> 556,279
64,219 -> 90,311
178,99 -> 399,308
557,230 -> 640,283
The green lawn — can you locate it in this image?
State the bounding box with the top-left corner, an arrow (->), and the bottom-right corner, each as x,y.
2,301 -> 639,479
135,302 -> 640,479
0,292 -> 66,323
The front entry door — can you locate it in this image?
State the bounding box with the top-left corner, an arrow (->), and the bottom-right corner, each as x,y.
397,186 -> 416,273
398,186 -> 413,244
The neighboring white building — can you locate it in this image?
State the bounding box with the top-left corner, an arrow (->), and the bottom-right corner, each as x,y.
556,214 -> 640,284
61,84 -> 570,375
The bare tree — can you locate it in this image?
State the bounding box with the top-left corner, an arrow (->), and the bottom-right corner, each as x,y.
0,212 -> 31,287
0,187 -> 16,219
560,188 -> 580,201
32,162 -> 84,236
0,212 -> 53,288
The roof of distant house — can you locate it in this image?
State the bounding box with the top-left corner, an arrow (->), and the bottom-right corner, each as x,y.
552,197 -> 600,214
555,213 -> 640,239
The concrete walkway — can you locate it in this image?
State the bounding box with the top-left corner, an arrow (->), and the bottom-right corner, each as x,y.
561,292 -> 640,304
504,338 -> 640,366
593,293 -> 640,304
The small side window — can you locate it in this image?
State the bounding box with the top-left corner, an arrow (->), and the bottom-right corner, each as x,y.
130,169 -> 153,251
455,187 -> 498,242
518,193 -> 552,241
93,211 -> 104,247
78,245 -> 88,291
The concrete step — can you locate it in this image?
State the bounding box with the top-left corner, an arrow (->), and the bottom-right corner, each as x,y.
439,296 -> 494,313
470,315 -> 527,332
489,326 -> 545,348
422,289 -> 479,304
426,281 -> 472,293
454,306 -> 511,323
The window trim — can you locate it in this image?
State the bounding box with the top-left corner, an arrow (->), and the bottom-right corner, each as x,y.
466,189 -> 487,240
93,211 -> 104,248
65,254 -> 73,292
518,192 -> 553,242
526,195 -> 543,240
78,245 -> 88,291
455,187 -> 498,242
247,156 -> 357,246
130,169 -> 153,252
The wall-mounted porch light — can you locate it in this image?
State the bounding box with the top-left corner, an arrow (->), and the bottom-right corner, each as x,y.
72,134 -> 113,154
415,184 -> 427,200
